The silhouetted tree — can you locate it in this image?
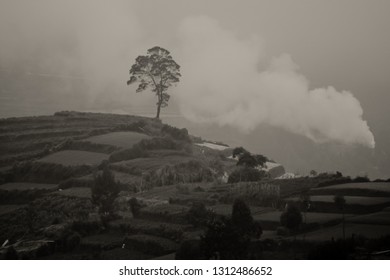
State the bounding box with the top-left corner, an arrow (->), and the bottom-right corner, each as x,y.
280,202 -> 302,234
232,147 -> 248,159
127,46 -> 181,119
228,167 -> 266,183
231,199 -> 254,234
237,152 -> 258,168
334,194 -> 346,240
92,168 -> 120,216
253,154 -> 267,168
201,217 -> 249,259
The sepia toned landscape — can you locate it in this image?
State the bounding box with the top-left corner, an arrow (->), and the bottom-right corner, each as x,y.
1,0 -> 390,260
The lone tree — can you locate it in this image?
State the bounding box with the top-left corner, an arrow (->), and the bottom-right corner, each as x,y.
127,46 -> 181,119
231,198 -> 254,234
280,202 -> 302,235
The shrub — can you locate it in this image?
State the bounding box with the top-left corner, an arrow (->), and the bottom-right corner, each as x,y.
280,202 -> 302,233
161,124 -> 191,142
186,202 -> 215,227
353,176 -> 370,183
201,217 -> 250,259
231,199 -> 254,234
228,167 -> 266,183
91,168 -> 120,216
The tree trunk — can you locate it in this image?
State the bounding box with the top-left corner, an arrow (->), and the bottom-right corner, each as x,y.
156,103 -> 161,119
156,91 -> 163,119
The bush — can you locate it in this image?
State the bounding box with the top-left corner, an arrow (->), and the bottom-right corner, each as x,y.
186,202 -> 215,227
231,199 -> 254,234
228,167 -> 266,183
280,202 -> 302,233
91,168 -> 120,215
201,217 -> 250,259
161,124 -> 191,142
353,176 -> 370,183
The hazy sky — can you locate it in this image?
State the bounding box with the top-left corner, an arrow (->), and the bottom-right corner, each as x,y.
1,0 -> 390,175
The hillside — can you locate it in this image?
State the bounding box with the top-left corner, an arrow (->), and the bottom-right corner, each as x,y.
1,111 -> 390,260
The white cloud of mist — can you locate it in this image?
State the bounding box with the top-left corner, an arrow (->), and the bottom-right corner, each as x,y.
0,0 -> 152,109
176,16 -> 375,148
0,2 -> 375,148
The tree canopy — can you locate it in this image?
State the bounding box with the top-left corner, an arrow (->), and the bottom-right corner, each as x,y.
127,46 -> 181,119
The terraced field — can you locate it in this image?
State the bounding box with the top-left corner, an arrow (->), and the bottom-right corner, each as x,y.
84,131 -> 150,149
111,155 -> 195,172
311,182 -> 390,196
0,204 -> 26,216
287,195 -> 390,206
209,204 -> 272,216
38,150 -> 108,166
295,224 -> 390,241
0,182 -> 58,191
56,187 -> 92,198
349,210 -> 390,225
253,211 -> 351,225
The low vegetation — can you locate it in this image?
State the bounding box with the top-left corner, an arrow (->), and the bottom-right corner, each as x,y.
2,112 -> 390,260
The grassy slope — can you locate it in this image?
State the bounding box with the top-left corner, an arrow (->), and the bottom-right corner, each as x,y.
0,111 -> 158,168
38,150 -> 109,166
84,131 -> 151,149
3,111 -> 390,259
